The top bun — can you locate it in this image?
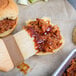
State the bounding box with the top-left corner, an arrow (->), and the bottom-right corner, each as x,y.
0,0 -> 18,20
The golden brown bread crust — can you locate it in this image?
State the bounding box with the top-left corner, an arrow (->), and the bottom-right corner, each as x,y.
0,0 -> 8,9
0,18 -> 18,37
0,0 -> 18,20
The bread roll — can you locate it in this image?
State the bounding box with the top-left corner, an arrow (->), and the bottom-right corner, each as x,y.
0,0 -> 18,37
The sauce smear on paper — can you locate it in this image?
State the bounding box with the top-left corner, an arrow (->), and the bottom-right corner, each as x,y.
17,62 -> 30,74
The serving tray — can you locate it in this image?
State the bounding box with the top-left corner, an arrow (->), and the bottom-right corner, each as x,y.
53,49 -> 76,76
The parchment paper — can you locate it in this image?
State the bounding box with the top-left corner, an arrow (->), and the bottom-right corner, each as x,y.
0,0 -> 76,76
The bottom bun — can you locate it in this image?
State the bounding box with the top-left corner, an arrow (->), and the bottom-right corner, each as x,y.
25,17 -> 64,55
0,18 -> 17,37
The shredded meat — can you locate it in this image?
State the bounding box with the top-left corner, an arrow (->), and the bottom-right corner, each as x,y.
24,18 -> 62,53
63,58 -> 76,76
0,18 -> 16,33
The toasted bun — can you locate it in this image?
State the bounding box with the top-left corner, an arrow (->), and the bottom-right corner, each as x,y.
0,0 -> 18,20
26,17 -> 64,55
0,0 -> 18,37
0,18 -> 18,37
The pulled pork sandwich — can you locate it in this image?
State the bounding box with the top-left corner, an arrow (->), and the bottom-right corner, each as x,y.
23,18 -> 64,55
0,0 -> 18,37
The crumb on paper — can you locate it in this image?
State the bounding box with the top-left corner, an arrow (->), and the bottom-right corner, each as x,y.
17,62 -> 31,74
72,27 -> 76,44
